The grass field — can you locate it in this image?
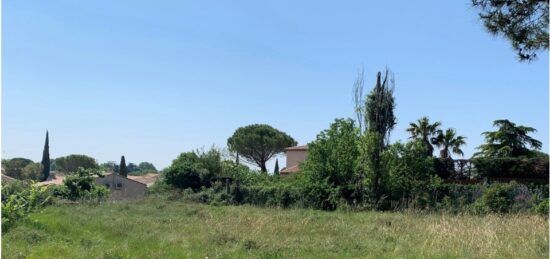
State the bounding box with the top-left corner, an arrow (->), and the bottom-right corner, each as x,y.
2,197 -> 548,259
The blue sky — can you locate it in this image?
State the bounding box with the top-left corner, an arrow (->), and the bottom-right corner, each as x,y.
2,1 -> 548,170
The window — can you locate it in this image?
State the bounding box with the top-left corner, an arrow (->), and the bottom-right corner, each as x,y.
105,184 -> 110,188
116,183 -> 123,188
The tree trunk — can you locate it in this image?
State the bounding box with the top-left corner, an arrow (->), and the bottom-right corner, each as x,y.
260,162 -> 267,173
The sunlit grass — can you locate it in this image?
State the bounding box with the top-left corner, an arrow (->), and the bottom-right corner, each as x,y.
2,197 -> 548,258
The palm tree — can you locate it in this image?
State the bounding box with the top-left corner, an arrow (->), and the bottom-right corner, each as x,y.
432,128 -> 467,159
406,117 -> 441,156
476,120 -> 542,157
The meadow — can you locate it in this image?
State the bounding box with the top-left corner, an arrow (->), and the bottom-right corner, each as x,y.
2,197 -> 548,259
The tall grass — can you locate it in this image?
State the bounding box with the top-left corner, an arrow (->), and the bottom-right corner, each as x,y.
2,197 -> 548,258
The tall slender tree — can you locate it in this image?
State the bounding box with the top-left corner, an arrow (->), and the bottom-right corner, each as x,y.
362,69 -> 397,200
274,159 -> 280,175
406,117 -> 442,157
119,156 -> 127,177
40,131 -> 50,181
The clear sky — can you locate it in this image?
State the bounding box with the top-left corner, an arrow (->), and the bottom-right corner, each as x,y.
2,1 -> 548,170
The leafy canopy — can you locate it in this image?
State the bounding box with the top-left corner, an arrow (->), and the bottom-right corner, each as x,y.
476,119 -> 542,157
431,128 -> 467,159
301,118 -> 362,209
54,154 -> 98,173
472,0 -> 549,61
406,116 -> 441,157
227,124 -> 296,172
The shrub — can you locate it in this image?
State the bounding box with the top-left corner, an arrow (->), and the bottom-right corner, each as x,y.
473,182 -> 515,213
55,168 -> 109,201
163,149 -> 222,191
383,141 -> 438,204
301,118 -> 363,210
533,198 -> 549,216
1,183 -> 53,231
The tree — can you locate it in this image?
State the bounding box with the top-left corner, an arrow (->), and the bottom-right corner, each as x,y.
100,161 -> 119,173
1,158 -> 34,179
302,118 -> 362,209
227,124 -> 296,173
119,156 -> 127,177
353,66 -> 366,133
472,0 -> 549,61
406,117 -> 441,157
127,163 -> 140,173
138,162 -> 157,172
40,131 -> 50,181
365,70 -> 397,146
361,69 -> 397,200
21,163 -> 43,181
163,150 -> 220,190
431,128 -> 467,159
383,140 -> 436,207
476,119 -> 542,157
54,155 -> 98,173
274,159 -> 280,175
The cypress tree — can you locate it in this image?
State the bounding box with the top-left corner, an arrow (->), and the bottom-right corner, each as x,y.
41,131 -> 50,181
274,159 -> 280,175
119,156 -> 127,177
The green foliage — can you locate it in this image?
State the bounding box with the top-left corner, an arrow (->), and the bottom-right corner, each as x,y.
472,0 -> 548,61
56,168 -> 109,201
406,116 -> 441,157
365,70 -> 396,145
534,198 -> 549,216
120,156 -> 128,177
1,183 -> 52,231
301,118 -> 362,210
138,162 -> 157,172
473,183 -> 515,213
382,140 -> 438,208
20,163 -> 43,181
476,119 -> 542,158
471,155 -> 549,178
431,128 -> 466,159
274,159 -> 279,176
227,124 -> 296,172
163,149 -> 223,190
358,132 -> 384,201
2,158 -> 34,180
54,154 -> 98,173
41,131 -> 50,181
470,182 -> 537,214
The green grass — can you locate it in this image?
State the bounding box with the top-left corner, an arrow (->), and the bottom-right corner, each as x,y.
2,197 -> 548,259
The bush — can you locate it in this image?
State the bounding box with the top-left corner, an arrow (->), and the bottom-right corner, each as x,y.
472,182 -> 517,213
1,183 -> 53,231
163,149 -> 223,191
55,168 -> 109,201
301,118 -> 363,210
383,140 -> 438,208
533,198 -> 549,216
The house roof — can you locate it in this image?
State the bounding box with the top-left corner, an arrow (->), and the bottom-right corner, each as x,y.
284,145 -> 308,151
128,173 -> 160,188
